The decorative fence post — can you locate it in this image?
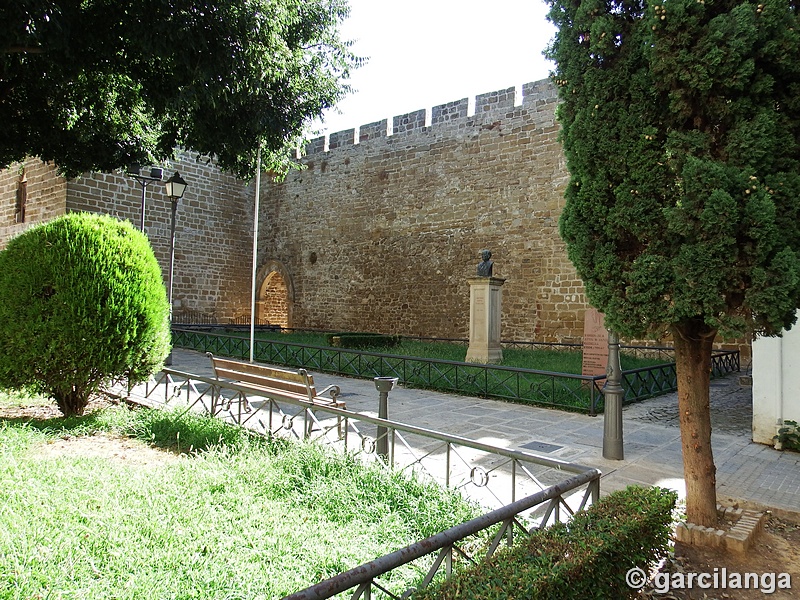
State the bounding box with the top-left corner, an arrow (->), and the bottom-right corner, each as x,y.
374,377 -> 398,461
602,330 -> 624,460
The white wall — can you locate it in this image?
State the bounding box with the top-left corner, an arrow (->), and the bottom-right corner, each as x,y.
752,312 -> 800,445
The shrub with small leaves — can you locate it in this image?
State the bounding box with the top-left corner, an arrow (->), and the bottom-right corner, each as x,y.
414,485 -> 677,600
774,420 -> 800,452
0,213 -> 170,416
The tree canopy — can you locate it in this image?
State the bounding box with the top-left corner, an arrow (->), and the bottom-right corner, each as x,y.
0,0 -> 360,179
548,0 -> 800,342
546,0 -> 800,526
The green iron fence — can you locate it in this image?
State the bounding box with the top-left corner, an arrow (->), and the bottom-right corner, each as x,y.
171,328 -> 740,415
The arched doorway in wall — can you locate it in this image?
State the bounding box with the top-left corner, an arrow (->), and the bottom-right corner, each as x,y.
256,260 -> 294,329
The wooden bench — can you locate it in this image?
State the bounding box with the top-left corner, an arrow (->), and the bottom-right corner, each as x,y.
206,353 -> 345,434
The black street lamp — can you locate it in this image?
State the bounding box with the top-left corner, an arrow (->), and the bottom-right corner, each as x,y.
129,165 -> 164,231
164,171 -> 188,365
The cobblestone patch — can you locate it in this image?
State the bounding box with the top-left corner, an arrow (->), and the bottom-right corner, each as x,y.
626,373 -> 752,435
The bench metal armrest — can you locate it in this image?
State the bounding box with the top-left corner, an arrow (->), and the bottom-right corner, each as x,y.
205,352 -> 218,377
316,384 -> 342,402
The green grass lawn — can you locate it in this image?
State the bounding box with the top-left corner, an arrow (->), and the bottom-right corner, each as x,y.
0,392 -> 481,599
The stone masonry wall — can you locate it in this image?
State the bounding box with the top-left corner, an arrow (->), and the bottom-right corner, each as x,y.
0,152 -> 254,320
0,158 -> 67,248
260,272 -> 290,328
258,78 -> 588,342
67,151 -> 256,319
0,78 -> 748,356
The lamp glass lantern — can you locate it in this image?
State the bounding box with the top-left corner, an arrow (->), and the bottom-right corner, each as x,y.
165,171 -> 188,200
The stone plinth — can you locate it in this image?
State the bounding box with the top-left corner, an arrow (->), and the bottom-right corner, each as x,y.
674,505 -> 766,553
581,308 -> 608,377
465,277 -> 505,364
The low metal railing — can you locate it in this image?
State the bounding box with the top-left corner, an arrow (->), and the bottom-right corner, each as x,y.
173,329 -> 607,414
616,349 -> 741,406
284,470 -> 600,600
123,369 -> 600,514
172,329 -> 740,415
118,369 -> 601,599
621,362 -> 679,403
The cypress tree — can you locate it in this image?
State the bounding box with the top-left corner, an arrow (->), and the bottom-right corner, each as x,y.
546,0 -> 800,526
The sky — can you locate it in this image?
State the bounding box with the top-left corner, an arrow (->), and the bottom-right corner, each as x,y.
311,0 -> 557,136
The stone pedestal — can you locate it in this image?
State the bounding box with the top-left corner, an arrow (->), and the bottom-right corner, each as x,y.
465,277 -> 505,364
581,308 -> 608,377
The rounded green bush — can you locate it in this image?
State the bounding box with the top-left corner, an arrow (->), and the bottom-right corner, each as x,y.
0,213 -> 170,416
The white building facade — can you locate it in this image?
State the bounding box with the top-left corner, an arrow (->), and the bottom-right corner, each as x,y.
752,312 -> 800,446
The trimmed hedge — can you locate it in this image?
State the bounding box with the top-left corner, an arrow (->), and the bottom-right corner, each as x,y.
414,485 -> 677,600
0,213 -> 170,416
326,332 -> 401,349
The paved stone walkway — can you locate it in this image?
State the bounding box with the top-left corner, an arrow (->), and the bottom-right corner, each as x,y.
626,375 -> 754,434
170,348 -> 799,518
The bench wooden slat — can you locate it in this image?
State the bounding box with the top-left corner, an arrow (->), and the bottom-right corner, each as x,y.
206,353 -> 345,411
240,383 -> 340,407
213,367 -> 313,399
210,358 -> 308,385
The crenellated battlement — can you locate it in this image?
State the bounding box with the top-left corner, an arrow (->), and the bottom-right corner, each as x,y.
264,74 -> 580,345
304,77 -> 558,155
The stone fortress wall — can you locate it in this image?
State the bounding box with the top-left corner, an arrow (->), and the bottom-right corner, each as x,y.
0,77 -> 747,354
0,78 -> 587,343
258,78 -> 589,343
0,159 -> 68,244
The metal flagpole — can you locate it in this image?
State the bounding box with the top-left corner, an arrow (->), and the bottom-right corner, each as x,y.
249,146 -> 262,363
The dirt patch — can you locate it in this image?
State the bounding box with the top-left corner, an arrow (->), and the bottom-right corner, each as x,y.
642,516 -> 800,599
35,431 -> 180,467
0,395 -> 114,422
0,396 -> 179,467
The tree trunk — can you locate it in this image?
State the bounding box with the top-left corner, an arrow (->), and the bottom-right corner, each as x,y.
54,387 -> 88,417
672,319 -> 718,527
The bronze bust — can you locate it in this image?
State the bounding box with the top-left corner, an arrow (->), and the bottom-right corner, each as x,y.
476,249 -> 493,277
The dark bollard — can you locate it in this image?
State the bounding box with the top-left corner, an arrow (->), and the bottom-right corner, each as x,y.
602,330 -> 624,460
374,377 -> 398,460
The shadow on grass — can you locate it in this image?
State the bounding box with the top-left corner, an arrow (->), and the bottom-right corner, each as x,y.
0,409 -> 110,433
0,398 -> 279,457
127,407 -> 276,455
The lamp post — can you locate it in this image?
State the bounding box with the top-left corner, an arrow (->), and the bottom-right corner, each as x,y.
164,171 -> 188,365
129,165 -> 164,231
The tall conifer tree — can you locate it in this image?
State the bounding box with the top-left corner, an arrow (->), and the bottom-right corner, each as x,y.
546,0 -> 800,526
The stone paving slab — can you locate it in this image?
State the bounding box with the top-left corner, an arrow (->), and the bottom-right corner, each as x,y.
169,348 -> 799,517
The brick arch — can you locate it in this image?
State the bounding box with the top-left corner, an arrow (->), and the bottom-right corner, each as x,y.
256,260 -> 294,328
